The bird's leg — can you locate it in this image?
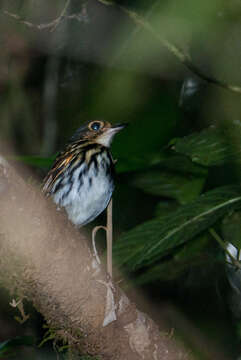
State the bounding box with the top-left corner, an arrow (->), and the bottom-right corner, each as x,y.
106,198 -> 113,277
91,198 -> 113,277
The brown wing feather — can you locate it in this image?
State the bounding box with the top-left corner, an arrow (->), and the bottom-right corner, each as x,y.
42,153 -> 75,195
42,142 -> 103,195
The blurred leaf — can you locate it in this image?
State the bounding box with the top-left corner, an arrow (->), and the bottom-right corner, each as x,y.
136,233 -> 212,284
222,211 -> 241,250
155,200 -> 179,217
158,153 -> 208,176
114,185 -> 241,271
0,336 -> 34,357
115,151 -> 162,173
236,322 -> 241,344
171,127 -> 241,167
131,169 -> 206,204
116,146 -> 209,174
13,155 -> 55,169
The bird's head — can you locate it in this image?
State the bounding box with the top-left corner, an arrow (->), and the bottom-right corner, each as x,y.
71,120 -> 127,148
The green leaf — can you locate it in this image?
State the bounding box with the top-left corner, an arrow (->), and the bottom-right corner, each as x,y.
0,336 -> 34,357
136,233 -> 212,284
131,169 -> 206,204
155,201 -> 179,217
158,153 -> 208,176
114,185 -> 241,271
171,127 -> 241,167
222,211 -> 241,250
115,152 -> 162,173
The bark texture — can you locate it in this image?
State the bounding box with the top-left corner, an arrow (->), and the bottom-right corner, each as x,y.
0,157 -> 191,360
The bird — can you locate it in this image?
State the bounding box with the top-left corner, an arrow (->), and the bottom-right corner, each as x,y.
42,120 -> 126,275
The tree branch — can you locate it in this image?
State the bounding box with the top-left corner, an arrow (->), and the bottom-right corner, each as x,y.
97,0 -> 241,95
3,3 -> 88,32
4,1 -> 241,95
0,157 -> 191,360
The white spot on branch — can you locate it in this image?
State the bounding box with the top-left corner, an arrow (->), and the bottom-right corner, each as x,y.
97,280 -> 117,327
118,293 -> 130,315
91,258 -> 101,276
124,311 -> 151,358
153,344 -> 158,360
0,156 -> 9,175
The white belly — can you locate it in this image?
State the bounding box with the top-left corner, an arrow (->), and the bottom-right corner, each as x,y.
52,153 -> 114,226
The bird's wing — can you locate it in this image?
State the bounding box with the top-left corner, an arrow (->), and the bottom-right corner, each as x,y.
42,153 -> 75,195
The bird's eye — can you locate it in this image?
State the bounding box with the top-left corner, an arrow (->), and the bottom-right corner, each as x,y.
90,121 -> 102,131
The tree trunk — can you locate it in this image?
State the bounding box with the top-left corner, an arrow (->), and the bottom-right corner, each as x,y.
0,156 -> 191,360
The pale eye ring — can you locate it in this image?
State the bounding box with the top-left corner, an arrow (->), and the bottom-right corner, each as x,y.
90,121 -> 103,131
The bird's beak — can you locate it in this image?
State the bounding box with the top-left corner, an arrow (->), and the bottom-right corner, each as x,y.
96,123 -> 127,147
110,123 -> 128,133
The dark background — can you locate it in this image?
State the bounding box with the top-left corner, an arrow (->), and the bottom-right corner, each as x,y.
0,0 -> 241,359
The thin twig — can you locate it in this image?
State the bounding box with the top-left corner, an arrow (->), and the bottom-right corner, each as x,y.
9,298 -> 30,324
106,198 -> 113,277
4,10 -> 61,31
50,0 -> 71,32
4,10 -> 38,29
97,0 -> 241,95
209,228 -> 241,269
3,1 -> 88,32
